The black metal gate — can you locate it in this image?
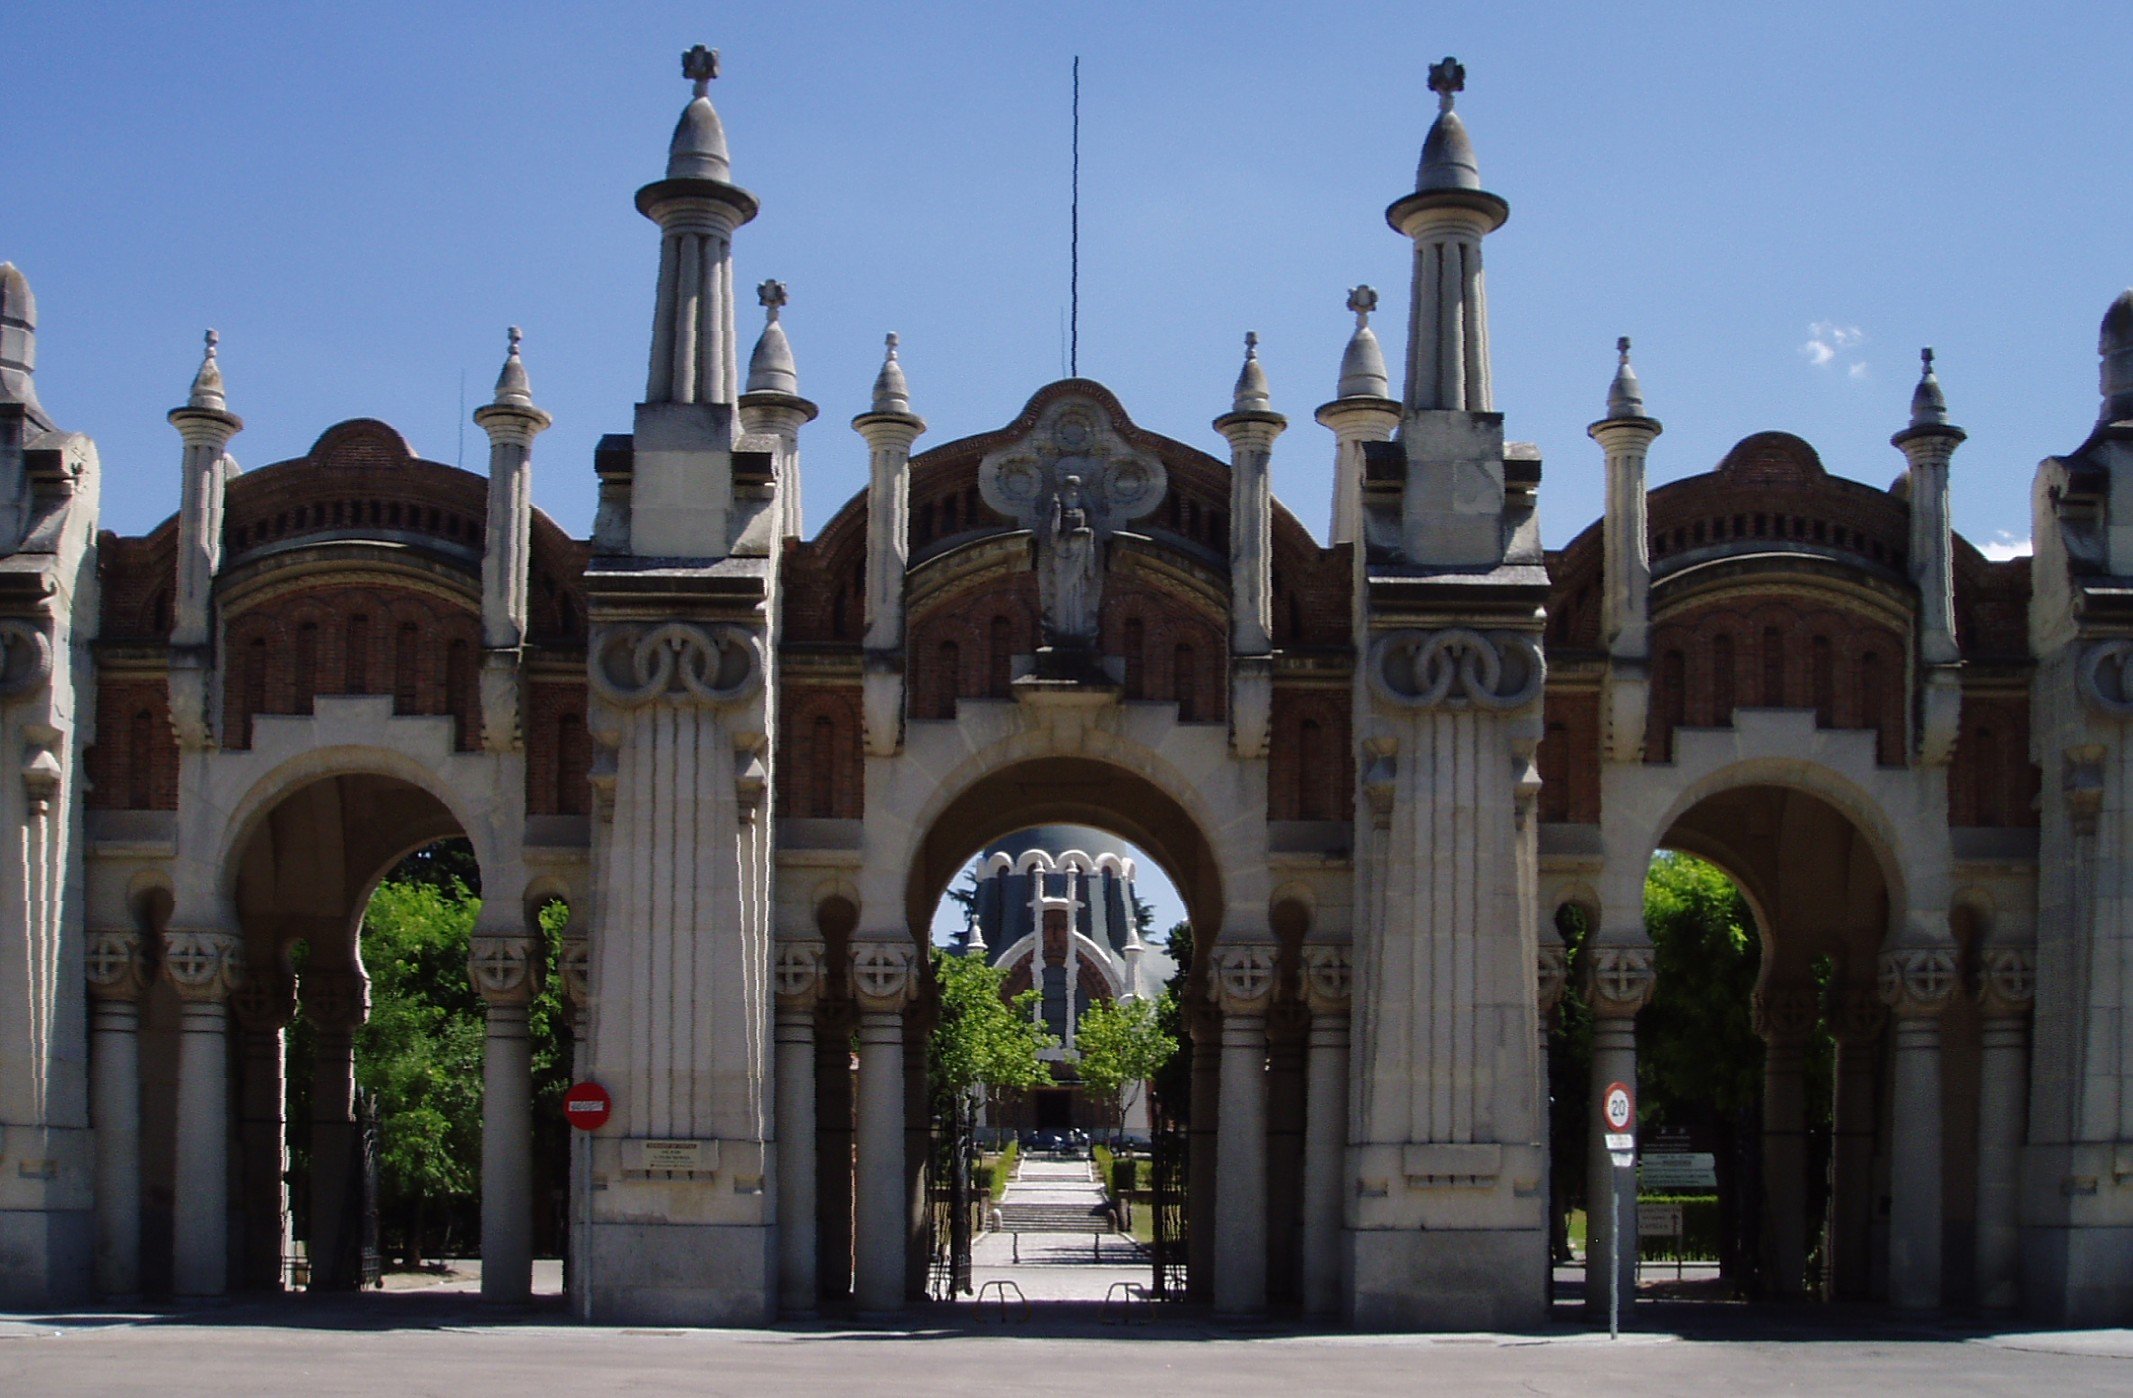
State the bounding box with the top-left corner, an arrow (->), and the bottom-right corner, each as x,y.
926,1092 -> 976,1300
356,1091 -> 382,1288
1150,1119 -> 1188,1299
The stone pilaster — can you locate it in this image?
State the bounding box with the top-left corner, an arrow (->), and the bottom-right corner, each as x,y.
163,928 -> 243,1298
471,933 -> 540,1304
1974,946 -> 2035,1310
1300,944 -> 1351,1317
1582,943 -> 1654,1321
772,940 -> 824,1316
1752,980 -> 1820,1297
1209,942 -> 1276,1315
849,939 -> 916,1314
1879,946 -> 1957,1309
230,968 -> 296,1292
302,968 -> 370,1292
84,931 -> 146,1297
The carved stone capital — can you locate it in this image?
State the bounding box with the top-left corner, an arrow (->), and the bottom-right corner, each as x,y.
469,934 -> 543,1007
167,655 -> 214,750
1976,946 -> 2037,1019
84,930 -> 149,1002
1208,943 -> 1278,1016
1367,627 -> 1544,714
775,940 -> 826,1008
589,622 -> 763,710
1535,941 -> 1569,1018
0,618 -> 55,701
848,940 -> 918,1014
2077,639 -> 2133,716
557,934 -> 592,1010
1585,943 -> 1656,1018
301,968 -> 371,1033
1824,980 -> 1887,1046
1877,947 -> 1958,1018
1300,944 -> 1352,1017
231,968 -> 298,1031
1751,982 -> 1821,1046
161,930 -> 244,1004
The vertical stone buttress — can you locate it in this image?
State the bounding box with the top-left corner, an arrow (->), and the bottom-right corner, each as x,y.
474,327 -> 552,754
1216,334 -> 1281,758
855,338 -> 923,757
1347,59 -> 1548,1329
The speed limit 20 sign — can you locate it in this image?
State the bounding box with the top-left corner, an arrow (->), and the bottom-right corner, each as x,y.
1603,1080 -> 1636,1165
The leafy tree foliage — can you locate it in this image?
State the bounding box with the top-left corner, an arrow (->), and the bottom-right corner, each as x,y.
1151,921 -> 1194,1122
1073,994 -> 1178,1121
1639,852 -> 1763,1119
928,948 -> 1055,1108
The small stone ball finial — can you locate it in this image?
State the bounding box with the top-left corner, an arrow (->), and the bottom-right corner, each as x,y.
1428,57 -> 1465,113
1336,290 -> 1391,400
1906,344 -> 1951,430
886,331 -> 900,357
204,328 -> 220,359
682,44 -> 720,97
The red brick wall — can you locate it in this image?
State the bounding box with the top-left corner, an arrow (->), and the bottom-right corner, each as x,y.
1268,689 -> 1353,821
1949,694 -> 2040,827
85,678 -> 178,810
776,684 -> 864,819
1537,689 -> 1602,824
524,679 -> 591,815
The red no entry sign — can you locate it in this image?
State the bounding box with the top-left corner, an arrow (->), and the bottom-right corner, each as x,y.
563,1081 -> 613,1131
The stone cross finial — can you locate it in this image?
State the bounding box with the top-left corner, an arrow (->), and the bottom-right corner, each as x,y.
1347,285 -> 1378,325
1618,335 -> 1632,364
682,44 -> 720,97
1921,346 -> 1935,374
758,278 -> 787,319
1428,57 -> 1465,113
1244,330 -> 1259,356
885,331 -> 900,357
507,325 -> 523,356
204,328 -> 219,360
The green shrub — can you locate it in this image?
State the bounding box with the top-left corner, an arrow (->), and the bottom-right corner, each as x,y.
1633,1192 -> 1722,1261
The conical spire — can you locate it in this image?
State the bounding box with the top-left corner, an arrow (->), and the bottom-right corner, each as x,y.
1908,347 -> 1950,429
186,329 -> 229,414
2101,288 -> 2133,425
746,279 -> 798,396
871,333 -> 911,415
1232,332 -> 1272,413
0,262 -> 47,426
1605,337 -> 1646,419
666,44 -> 733,182
1417,57 -> 1481,192
491,326 -> 535,410
1336,286 -> 1391,400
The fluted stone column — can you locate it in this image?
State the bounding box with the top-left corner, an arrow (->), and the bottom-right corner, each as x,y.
1210,943 -> 1276,1316
1300,945 -> 1352,1317
163,928 -> 243,1297
1974,947 -> 2035,1311
303,969 -> 368,1291
470,932 -> 541,1304
1583,943 -> 1654,1321
1753,981 -> 1818,1298
1186,1000 -> 1220,1303
849,940 -> 916,1314
1824,980 -> 1884,1301
773,942 -> 824,1315
84,930 -> 148,1297
231,971 -> 296,1291
1880,947 -> 1956,1309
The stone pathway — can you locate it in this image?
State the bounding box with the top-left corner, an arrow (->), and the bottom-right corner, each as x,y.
968,1154 -> 1147,1302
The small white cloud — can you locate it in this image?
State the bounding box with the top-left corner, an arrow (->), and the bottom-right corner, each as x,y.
1802,339 -> 1836,366
1980,532 -> 2032,561
1848,362 -> 1870,381
1801,321 -> 1868,377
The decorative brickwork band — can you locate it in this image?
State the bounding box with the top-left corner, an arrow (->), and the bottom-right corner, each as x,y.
161,930 -> 245,1003
1976,946 -> 2037,1018
848,940 -> 917,1013
1584,943 -> 1656,1018
589,622 -> 764,709
1300,945 -> 1353,1016
1209,943 -> 1278,1015
83,930 -> 148,1002
1877,947 -> 1958,1018
468,935 -> 543,1006
1367,627 -> 1544,713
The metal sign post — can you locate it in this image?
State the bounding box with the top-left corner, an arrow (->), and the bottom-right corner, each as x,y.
1602,1080 -> 1637,1340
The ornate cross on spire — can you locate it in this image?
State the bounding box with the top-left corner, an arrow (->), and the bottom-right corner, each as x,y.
1244,330 -> 1260,357
758,279 -> 788,321
682,44 -> 720,98
203,327 -> 219,361
1618,335 -> 1632,365
507,325 -> 523,357
1428,56 -> 1465,114
1921,346 -> 1935,374
1347,285 -> 1378,327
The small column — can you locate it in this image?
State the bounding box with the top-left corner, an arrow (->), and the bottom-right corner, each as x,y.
738,280 -> 820,543
1973,947 -> 2035,1310
773,941 -> 825,1316
1209,943 -> 1276,1316
1214,333 -> 1283,657
1186,999 -> 1221,1302
849,939 -> 917,1314
1879,947 -> 1956,1310
473,327 -> 552,753
1892,349 -> 1965,668
470,932 -> 542,1304
1589,339 -> 1660,761
302,968 -> 369,1291
84,930 -> 148,1297
1752,981 -> 1818,1298
854,337 -> 924,756
1535,930 -> 1570,1286
165,331 -> 243,749
1582,943 -> 1655,1321
556,927 -> 591,1315
231,970 -> 297,1291
1299,945 -> 1352,1317
1315,287 -> 1400,548
1824,980 -> 1885,1301
162,928 -> 243,1298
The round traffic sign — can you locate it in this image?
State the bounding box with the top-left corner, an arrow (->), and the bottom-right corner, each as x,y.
1603,1080 -> 1635,1134
563,1080 -> 613,1131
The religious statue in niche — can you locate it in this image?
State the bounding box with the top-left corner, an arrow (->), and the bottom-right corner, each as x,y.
1041,475 -> 1102,646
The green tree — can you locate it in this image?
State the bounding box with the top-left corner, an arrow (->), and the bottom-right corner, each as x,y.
928,948 -> 1055,1108
1073,994 -> 1177,1123
1151,921 -> 1194,1122
1639,852 -> 1763,1119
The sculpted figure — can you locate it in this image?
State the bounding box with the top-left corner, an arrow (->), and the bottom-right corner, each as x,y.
1041,474 -> 1102,645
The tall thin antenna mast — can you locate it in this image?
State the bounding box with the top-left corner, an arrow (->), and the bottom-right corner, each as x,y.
1070,55 -> 1080,379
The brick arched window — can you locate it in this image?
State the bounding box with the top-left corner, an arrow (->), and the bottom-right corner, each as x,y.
394,622 -> 420,713
1175,643 -> 1197,721
1123,618 -> 1145,699
1712,634 -> 1735,724
988,615 -> 1013,698
556,712 -> 588,815
1859,651 -> 1885,758
294,622 -> 318,714
345,614 -> 371,695
1761,626 -> 1784,706
936,641 -> 960,719
128,708 -> 154,809
810,714 -> 836,816
1810,635 -> 1834,725
1661,649 -> 1686,729
243,637 -> 269,746
1298,717 -> 1326,820
445,638 -> 472,747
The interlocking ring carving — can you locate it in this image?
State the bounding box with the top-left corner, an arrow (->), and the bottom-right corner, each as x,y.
850,942 -> 916,1008
1209,944 -> 1277,1010
1977,946 -> 2036,1014
1368,628 -> 1544,713
557,936 -> 592,1009
1877,947 -> 1958,1016
774,941 -> 825,1005
161,931 -> 245,1003
84,930 -> 148,1001
0,618 -> 54,699
2079,639 -> 2133,716
1751,983 -> 1821,1044
589,623 -> 763,709
1585,944 -> 1656,1015
1301,945 -> 1353,1013
469,935 -> 541,1005
1535,943 -> 1569,1016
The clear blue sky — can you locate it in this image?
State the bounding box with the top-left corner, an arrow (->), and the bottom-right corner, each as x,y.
8,2 -> 2124,559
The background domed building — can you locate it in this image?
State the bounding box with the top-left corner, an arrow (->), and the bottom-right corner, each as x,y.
946,826 -> 1177,1135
